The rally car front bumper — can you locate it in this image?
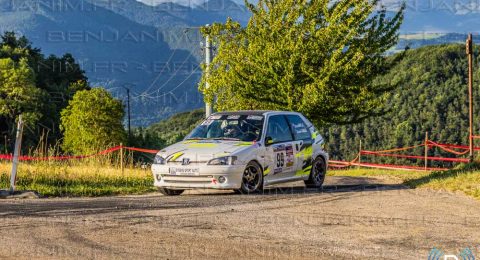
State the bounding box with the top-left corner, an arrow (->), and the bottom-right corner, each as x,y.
151,163 -> 245,189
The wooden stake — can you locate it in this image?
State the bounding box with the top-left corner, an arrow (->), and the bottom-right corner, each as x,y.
10,115 -> 24,194
120,143 -> 124,175
467,33 -> 475,162
424,131 -> 428,171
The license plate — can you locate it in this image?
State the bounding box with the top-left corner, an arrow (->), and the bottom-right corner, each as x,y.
169,167 -> 200,175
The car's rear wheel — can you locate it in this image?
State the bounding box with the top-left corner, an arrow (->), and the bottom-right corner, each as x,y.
158,188 -> 184,196
304,156 -> 326,188
235,161 -> 263,194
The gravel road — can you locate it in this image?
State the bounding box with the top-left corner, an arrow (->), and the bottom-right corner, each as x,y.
0,176 -> 479,259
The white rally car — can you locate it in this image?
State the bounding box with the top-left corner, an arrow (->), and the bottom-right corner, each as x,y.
152,111 -> 328,195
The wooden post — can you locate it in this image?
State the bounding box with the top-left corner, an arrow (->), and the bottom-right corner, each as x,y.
424,131 -> 428,171
467,34 -> 474,162
120,143 -> 124,175
10,115 -> 24,194
358,139 -> 362,169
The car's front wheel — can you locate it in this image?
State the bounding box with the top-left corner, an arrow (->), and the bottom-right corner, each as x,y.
158,188 -> 184,196
304,156 -> 326,188
235,161 -> 263,194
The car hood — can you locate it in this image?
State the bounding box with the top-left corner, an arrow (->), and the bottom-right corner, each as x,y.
158,140 -> 258,163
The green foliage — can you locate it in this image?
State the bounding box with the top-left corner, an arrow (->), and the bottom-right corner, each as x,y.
0,57 -> 46,128
322,44 -> 477,166
0,32 -> 89,153
200,0 -> 404,125
61,88 -> 127,155
147,109 -> 205,145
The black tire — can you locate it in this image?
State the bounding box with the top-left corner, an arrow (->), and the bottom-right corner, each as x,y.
304,156 -> 326,188
235,161 -> 264,194
158,188 -> 184,196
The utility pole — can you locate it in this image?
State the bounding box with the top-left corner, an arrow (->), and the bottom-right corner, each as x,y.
126,88 -> 131,140
10,115 -> 24,194
466,34 -> 474,162
205,24 -> 213,118
122,85 -> 132,140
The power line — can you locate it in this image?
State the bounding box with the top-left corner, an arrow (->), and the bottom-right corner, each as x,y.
135,27 -> 203,99
156,64 -> 201,97
139,63 -> 201,100
136,46 -> 179,97
134,51 -> 196,100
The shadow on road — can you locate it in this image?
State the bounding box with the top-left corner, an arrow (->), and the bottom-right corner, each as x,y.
261,183 -> 407,196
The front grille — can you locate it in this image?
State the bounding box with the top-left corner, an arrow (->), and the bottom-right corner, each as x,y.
163,179 -> 211,184
162,175 -> 213,184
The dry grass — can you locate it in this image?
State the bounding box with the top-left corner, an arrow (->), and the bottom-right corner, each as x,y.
0,160 -> 155,197
329,165 -> 480,200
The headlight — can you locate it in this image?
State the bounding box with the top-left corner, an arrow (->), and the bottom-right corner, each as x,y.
153,155 -> 166,164
207,156 -> 237,165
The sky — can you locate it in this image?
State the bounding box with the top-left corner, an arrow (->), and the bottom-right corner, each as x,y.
136,0 -> 480,15
136,0 -> 244,7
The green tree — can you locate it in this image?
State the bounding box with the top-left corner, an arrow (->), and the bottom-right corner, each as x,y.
0,58 -> 46,130
200,0 -> 404,125
60,88 -> 126,155
0,32 -> 89,152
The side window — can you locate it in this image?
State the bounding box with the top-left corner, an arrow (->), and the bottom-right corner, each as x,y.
266,115 -> 293,143
286,115 -> 311,141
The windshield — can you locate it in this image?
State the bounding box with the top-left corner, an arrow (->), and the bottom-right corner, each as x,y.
186,114 -> 265,142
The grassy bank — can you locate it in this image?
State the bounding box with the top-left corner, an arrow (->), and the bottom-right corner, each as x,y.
0,162 -> 155,197
329,165 -> 480,200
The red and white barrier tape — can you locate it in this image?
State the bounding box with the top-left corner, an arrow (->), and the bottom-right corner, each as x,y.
329,160 -> 447,171
360,150 -> 469,163
427,141 -> 470,155
0,146 -> 159,162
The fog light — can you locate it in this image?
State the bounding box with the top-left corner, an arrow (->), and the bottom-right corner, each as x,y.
156,174 -> 162,182
218,176 -> 226,184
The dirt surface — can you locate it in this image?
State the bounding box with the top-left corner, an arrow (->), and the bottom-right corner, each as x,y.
0,176 -> 479,259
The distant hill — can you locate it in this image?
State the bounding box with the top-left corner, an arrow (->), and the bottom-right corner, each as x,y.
131,109 -> 204,150
0,0 -> 202,126
91,0 -> 249,58
146,108 -> 204,145
321,44 -> 478,165
0,0 -> 250,126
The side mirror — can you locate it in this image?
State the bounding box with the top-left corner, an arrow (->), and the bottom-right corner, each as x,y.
265,136 -> 274,145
